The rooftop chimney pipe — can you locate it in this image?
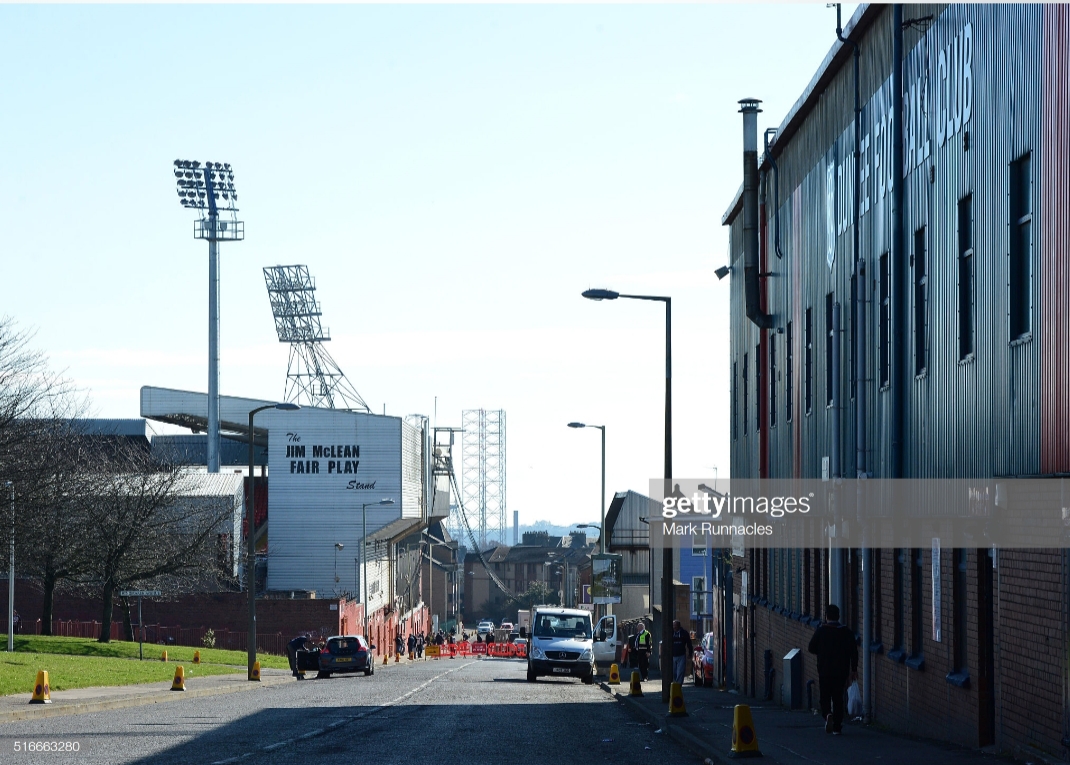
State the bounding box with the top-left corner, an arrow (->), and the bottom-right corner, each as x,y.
740,98 -> 774,329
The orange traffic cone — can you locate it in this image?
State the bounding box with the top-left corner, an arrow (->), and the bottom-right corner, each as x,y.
609,663 -> 621,685
193,650 -> 201,664
30,670 -> 51,704
250,661 -> 261,681
729,704 -> 762,758
171,666 -> 186,691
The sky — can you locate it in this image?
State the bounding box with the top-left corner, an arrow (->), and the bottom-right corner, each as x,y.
1,3 -> 858,529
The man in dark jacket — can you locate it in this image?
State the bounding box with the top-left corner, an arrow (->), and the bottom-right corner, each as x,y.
807,604 -> 858,734
287,635 -> 310,678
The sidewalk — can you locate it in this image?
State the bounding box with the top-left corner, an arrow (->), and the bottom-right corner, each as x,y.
600,674 -> 1006,765
0,668 -> 293,724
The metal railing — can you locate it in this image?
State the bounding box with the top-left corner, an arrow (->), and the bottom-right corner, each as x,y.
31,619 -> 286,655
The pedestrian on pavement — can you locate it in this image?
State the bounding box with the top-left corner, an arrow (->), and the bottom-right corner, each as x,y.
395,633 -> 405,659
12,610 -> 19,634
670,620 -> 693,685
631,622 -> 652,681
416,634 -> 424,659
807,604 -> 859,735
407,632 -> 417,659
287,634 -> 310,678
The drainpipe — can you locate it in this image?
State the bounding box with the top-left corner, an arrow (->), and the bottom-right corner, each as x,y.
836,2 -> 869,722
740,98 -> 774,330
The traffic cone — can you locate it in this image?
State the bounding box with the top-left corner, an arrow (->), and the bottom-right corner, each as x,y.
29,670 -> 51,704
669,682 -> 688,716
171,666 -> 186,691
161,650 -> 168,662
609,663 -> 621,685
629,670 -> 643,696
729,704 -> 762,758
395,652 -> 400,663
193,650 -> 200,665
250,661 -> 261,681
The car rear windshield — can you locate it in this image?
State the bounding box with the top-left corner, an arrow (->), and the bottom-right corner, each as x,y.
533,614 -> 592,639
328,638 -> 363,655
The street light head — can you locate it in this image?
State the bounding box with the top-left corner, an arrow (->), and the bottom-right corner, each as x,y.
378,499 -> 395,506
567,422 -> 586,429
582,288 -> 619,301
335,543 -> 344,551
715,265 -> 731,281
274,402 -> 301,411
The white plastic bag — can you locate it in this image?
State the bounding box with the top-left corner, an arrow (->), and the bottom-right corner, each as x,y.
847,680 -> 862,717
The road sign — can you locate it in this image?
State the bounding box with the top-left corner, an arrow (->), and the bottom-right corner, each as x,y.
120,590 -> 161,597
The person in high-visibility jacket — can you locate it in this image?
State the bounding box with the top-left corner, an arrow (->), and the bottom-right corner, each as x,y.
630,623 -> 653,681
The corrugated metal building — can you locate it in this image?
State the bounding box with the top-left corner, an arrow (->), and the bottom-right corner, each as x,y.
722,4 -> 1070,755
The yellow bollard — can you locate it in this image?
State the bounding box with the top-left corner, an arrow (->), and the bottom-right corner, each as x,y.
669,681 -> 688,716
171,666 -> 186,691
250,660 -> 261,681
193,650 -> 200,664
729,704 -> 762,758
29,670 -> 51,704
161,650 -> 168,662
629,670 -> 643,696
395,652 -> 400,663
608,663 -> 621,685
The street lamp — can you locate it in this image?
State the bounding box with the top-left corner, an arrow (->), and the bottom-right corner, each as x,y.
362,499 -> 395,640
567,423 -> 606,556
334,543 -> 344,584
582,286 -> 673,702
174,159 -> 244,473
246,402 -> 300,680
5,481 -> 12,653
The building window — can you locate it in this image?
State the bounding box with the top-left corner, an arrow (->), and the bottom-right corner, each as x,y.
732,361 -> 739,441
880,253 -> 891,387
914,228 -> 928,375
1010,154 -> 1032,340
742,354 -> 749,436
692,534 -> 707,557
911,548 -> 924,659
953,548 -> 968,674
805,308 -> 813,415
958,196 -> 975,359
769,333 -> 777,428
786,322 -> 794,422
825,292 -> 834,407
692,576 -> 705,616
755,343 -> 762,429
894,549 -> 905,651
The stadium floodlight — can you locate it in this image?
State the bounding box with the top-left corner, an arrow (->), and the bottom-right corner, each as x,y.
173,158 -> 246,474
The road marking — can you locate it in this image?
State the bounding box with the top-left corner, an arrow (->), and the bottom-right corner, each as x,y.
210,661 -> 476,764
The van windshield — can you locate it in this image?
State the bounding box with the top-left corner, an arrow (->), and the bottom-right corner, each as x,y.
533,614 -> 592,639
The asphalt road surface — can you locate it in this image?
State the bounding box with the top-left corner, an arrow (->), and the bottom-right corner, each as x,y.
0,658 -> 702,765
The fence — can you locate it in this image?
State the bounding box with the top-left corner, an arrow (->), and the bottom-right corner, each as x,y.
33,619 -> 287,656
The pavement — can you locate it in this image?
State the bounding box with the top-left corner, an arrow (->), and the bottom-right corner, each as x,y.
0,668 -> 293,723
600,672 -> 1009,765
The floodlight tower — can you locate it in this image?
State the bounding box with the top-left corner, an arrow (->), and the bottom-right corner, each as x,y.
263,265 -> 369,411
461,409 -> 506,550
173,159 -> 244,473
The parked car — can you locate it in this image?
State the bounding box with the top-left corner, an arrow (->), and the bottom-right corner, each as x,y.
317,635 -> 374,678
500,621 -> 514,632
477,620 -> 495,635
693,631 -> 718,687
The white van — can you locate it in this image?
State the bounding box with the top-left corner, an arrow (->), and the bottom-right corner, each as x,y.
592,614 -> 622,673
525,607 -> 595,683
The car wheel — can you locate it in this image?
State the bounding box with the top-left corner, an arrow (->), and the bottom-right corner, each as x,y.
526,668 -> 537,682
316,671 -> 330,679
582,675 -> 594,685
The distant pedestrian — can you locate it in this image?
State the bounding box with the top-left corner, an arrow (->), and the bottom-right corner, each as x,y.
807,604 -> 858,735
630,622 -> 652,681
670,620 -> 693,685
12,610 -> 19,634
287,635 -> 310,678
416,634 -> 425,659
486,630 -> 495,645
407,632 -> 417,659
395,633 -> 405,659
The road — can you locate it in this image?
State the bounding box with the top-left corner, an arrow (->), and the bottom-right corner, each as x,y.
0,658 -> 702,765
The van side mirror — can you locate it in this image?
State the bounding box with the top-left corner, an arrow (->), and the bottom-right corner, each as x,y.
596,631 -> 607,642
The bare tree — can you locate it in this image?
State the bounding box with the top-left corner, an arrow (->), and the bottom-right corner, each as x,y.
85,446 -> 236,642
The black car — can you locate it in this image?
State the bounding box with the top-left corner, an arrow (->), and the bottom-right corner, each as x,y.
317,635 -> 374,678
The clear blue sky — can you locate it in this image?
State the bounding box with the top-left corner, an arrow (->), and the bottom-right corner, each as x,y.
1,3 -> 856,527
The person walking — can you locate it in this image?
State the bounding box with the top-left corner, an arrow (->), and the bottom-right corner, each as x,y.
395,632 -> 405,661
416,634 -> 425,659
631,622 -> 653,681
807,604 -> 859,735
407,632 -> 417,660
670,620 -> 693,685
287,634 -> 310,678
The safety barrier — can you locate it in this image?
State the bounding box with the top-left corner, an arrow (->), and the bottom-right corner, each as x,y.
481,642 -> 527,659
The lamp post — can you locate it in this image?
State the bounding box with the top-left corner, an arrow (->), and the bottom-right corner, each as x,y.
362,499 -> 395,640
582,287 -> 672,702
173,159 -> 244,473
246,402 -> 300,680
334,543 -> 344,585
567,423 -> 606,556
5,481 -> 12,653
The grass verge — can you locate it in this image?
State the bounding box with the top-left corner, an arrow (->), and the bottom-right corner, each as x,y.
0,634 -> 290,697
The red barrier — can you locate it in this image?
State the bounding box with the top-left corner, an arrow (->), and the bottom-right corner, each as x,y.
457,641 -> 472,656
471,642 -> 487,655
